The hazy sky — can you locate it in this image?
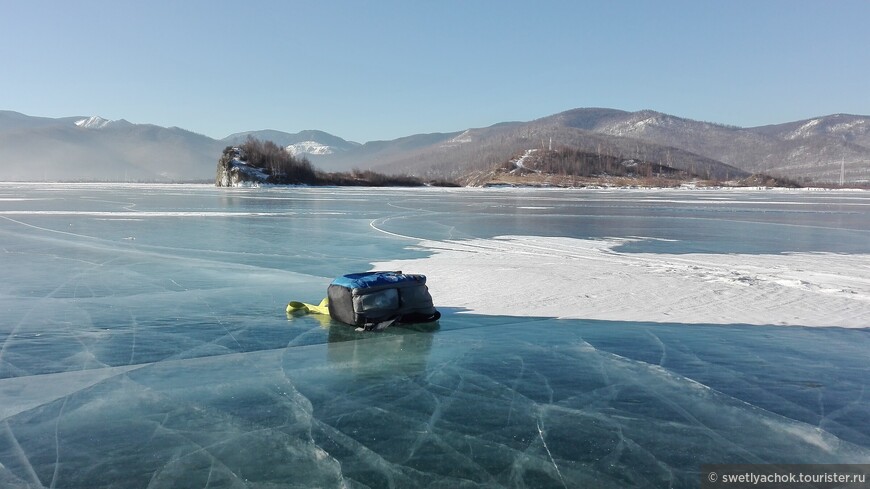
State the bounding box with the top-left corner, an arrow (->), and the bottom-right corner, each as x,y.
3,0 -> 868,142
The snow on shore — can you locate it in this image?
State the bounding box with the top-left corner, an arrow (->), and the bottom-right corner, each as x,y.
374,236 -> 870,328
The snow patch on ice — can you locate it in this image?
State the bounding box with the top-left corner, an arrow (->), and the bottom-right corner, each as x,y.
373,236 -> 870,328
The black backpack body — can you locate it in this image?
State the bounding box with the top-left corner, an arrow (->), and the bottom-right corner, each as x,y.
327,271 -> 441,330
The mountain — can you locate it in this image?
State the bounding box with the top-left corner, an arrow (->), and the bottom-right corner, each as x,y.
314,131 -> 465,172
74,116 -> 120,129
323,112 -> 746,181
319,108 -> 869,184
222,129 -> 360,159
2,109 -> 868,183
0,111 -> 223,182
745,115 -> 870,181
563,109 -> 870,183
0,111 -> 82,131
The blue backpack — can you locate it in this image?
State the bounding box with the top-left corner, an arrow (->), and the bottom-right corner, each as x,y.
327,271 -> 441,330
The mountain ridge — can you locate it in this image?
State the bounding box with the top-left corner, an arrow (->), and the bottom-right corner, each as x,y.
1,109 -> 867,184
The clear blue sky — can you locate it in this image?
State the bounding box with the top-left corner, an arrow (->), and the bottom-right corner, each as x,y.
3,0 -> 868,143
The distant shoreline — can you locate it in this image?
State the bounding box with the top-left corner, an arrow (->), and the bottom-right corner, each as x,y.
1,181 -> 867,192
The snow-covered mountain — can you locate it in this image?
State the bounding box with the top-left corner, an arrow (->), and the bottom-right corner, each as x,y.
2,108 -> 869,183
0,111 -> 222,181
0,112 -> 363,181
75,116 -> 112,129
285,141 -> 334,156
353,109 -> 870,184
74,115 -> 135,130
222,129 -> 359,159
752,114 -> 870,148
538,109 -> 870,183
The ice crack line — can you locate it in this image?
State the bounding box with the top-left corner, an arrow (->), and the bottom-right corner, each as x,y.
536,417 -> 567,489
49,395 -> 69,489
369,217 -> 422,241
2,420 -> 44,488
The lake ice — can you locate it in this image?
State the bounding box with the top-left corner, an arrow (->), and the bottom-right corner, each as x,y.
1,184 -> 868,488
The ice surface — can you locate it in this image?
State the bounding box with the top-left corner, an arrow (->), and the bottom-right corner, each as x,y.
1,184 -> 868,488
2,319 -> 869,488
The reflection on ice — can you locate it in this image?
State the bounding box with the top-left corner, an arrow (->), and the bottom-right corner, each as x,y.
325,322 -> 438,378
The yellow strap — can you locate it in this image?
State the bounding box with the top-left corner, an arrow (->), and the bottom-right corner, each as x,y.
286,298 -> 329,315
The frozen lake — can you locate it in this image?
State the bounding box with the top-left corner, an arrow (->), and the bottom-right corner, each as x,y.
1,183 -> 869,488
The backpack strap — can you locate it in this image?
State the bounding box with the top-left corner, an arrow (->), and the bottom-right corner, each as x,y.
357,310 -> 441,332
357,316 -> 398,332
399,311 -> 441,324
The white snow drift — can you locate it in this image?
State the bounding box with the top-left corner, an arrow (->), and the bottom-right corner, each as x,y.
374,235 -> 869,328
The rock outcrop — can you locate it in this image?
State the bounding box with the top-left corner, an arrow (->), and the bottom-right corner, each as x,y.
215,146 -> 269,186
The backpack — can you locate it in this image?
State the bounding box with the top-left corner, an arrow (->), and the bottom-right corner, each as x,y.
327,271 -> 441,331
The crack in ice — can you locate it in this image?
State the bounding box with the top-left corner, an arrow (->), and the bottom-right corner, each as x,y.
2,420 -> 45,488
536,416 -> 567,489
49,395 -> 69,489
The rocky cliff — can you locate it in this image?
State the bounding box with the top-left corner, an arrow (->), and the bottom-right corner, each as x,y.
214,146 -> 270,187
